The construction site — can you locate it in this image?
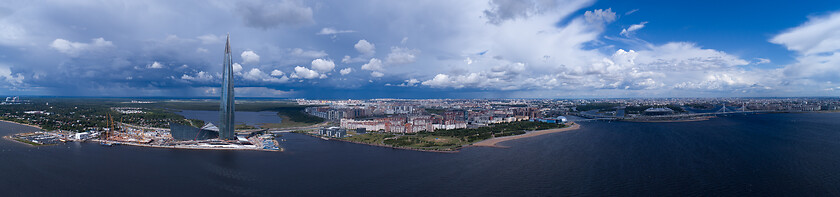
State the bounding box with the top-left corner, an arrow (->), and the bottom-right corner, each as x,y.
58,113 -> 282,151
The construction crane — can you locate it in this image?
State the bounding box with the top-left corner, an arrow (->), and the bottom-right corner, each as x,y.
102,113 -> 111,140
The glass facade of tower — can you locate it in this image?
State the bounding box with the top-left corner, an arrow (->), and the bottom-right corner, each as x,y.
169,122 -> 219,141
219,34 -> 235,140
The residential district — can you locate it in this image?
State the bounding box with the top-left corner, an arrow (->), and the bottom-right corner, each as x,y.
301,97 -> 840,137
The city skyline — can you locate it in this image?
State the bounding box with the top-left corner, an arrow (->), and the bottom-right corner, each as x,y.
1,0 -> 840,99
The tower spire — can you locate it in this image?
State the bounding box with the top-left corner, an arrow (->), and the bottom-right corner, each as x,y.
225,33 -> 230,54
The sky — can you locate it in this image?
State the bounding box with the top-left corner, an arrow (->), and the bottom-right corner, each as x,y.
1,0 -> 840,99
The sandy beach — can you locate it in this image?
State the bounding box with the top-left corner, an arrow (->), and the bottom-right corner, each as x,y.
471,123 -> 581,148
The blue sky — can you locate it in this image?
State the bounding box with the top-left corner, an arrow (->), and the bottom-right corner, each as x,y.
594,0 -> 840,65
1,0 -> 840,99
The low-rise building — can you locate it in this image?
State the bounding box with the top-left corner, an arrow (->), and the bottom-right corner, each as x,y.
341,118 -> 386,132
433,121 -> 467,130
319,127 -> 347,138
340,115 -> 434,133
74,132 -> 91,140
531,116 -> 567,124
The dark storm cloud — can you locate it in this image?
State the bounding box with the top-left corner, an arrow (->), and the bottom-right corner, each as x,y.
236,0 -> 315,29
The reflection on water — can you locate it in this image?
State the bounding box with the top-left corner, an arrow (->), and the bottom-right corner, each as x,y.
174,110 -> 282,128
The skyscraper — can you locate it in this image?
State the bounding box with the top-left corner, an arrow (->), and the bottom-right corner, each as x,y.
219,34 -> 235,140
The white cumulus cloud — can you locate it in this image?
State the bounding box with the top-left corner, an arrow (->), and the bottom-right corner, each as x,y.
311,59 -> 335,72
49,37 -> 114,56
397,78 -> 420,86
361,58 -> 384,71
292,66 -> 320,79
422,73 -> 485,89
181,71 -> 215,82
340,67 -> 353,75
148,61 -> 164,69
241,50 -> 260,64
233,63 -> 243,73
243,68 -> 288,83
354,40 -> 375,56
270,69 -> 285,76
0,65 -> 24,85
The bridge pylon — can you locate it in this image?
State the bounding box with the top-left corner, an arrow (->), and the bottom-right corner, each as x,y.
717,103 -> 728,113
738,103 -> 748,112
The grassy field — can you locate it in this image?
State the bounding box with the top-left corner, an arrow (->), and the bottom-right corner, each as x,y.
234,124 -> 257,130
6,136 -> 48,146
342,133 -> 395,145
383,135 -> 464,150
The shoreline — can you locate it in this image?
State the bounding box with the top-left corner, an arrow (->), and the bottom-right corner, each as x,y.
87,139 -> 282,152
0,120 -> 46,146
0,119 -> 44,130
470,123 -> 581,148
0,120 -> 280,151
3,135 -> 40,146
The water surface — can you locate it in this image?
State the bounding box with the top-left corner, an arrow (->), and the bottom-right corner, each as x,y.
1,113 -> 840,196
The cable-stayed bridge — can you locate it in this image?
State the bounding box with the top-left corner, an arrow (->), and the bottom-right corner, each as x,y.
570,104 -> 763,122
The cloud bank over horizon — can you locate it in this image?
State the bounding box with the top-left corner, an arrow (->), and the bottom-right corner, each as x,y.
0,0 -> 838,98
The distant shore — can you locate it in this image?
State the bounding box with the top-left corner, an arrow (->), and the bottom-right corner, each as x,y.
470,123 -> 581,148
623,116 -> 714,123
